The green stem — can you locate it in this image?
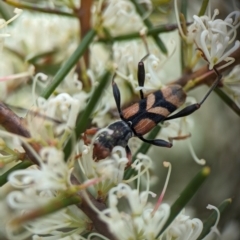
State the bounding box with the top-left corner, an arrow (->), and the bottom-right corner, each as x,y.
0,1 -> 12,21
156,166 -> 210,238
0,161 -> 32,187
98,23 -> 181,43
27,49 -> 59,64
214,88 -> 240,117
197,198 -> 232,239
180,0 -> 188,17
64,70 -> 111,161
41,29 -> 97,99
124,125 -> 161,180
11,194 -> 81,225
180,0 -> 188,70
3,0 -> 75,17
129,0 -> 167,54
198,0 -> 209,16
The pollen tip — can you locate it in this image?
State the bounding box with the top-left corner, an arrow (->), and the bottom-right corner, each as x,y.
163,161 -> 170,167
202,166 -> 211,175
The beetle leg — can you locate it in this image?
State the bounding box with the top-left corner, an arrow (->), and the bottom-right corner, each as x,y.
112,73 -> 125,120
138,54 -> 149,99
125,145 -> 132,168
138,135 -> 172,148
164,103 -> 201,121
138,60 -> 146,99
165,67 -> 222,121
85,128 -> 99,135
168,133 -> 191,143
83,128 -> 100,144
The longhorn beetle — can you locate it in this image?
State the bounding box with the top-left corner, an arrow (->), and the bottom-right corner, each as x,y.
92,54 -> 222,162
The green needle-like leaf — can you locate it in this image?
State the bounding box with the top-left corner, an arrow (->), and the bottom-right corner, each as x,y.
181,0 -> 188,18
0,161 -> 32,187
0,1 -> 12,21
198,0 -> 209,16
11,194 -> 81,226
156,166 -> 210,238
98,24 -> 181,43
64,70 -> 111,161
124,125 -> 161,180
197,198 -> 232,240
41,29 -> 97,99
214,88 -> 240,116
180,0 -> 188,70
129,0 -> 167,54
26,49 -> 59,64
3,0 -> 74,17
74,71 -> 111,137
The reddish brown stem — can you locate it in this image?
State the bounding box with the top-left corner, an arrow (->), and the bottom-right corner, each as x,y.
171,47 -> 240,89
71,175 -> 117,240
0,102 -> 39,165
74,0 -> 93,91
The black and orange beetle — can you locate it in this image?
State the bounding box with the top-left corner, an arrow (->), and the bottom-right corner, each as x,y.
92,54 -> 221,162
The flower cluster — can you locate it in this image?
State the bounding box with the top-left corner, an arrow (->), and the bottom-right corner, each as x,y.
0,8 -> 22,49
0,1 -> 238,240
223,64 -> 240,108
4,146 -> 87,239
99,183 -> 171,240
189,10 -> 240,69
94,0 -> 145,35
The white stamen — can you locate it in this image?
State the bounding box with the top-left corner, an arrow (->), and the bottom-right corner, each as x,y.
152,161 -> 172,215
188,139 -> 206,165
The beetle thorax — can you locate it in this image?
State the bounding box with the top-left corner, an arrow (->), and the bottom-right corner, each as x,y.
95,120 -> 133,150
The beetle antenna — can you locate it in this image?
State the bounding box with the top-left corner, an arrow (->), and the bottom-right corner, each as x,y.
140,30 -> 150,57
199,67 -> 222,106
112,73 -> 124,119
140,53 -> 149,62
165,67 -> 222,121
138,33 -> 151,99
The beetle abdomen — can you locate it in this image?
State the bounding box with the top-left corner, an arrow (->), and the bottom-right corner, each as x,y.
161,85 -> 186,108
122,85 -> 186,135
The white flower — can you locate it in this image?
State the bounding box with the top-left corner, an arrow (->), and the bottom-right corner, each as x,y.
4,145 -> 87,240
24,205 -> 89,240
6,205 -> 89,240
8,147 -> 71,192
7,187 -> 54,210
0,8 -> 22,40
202,204 -> 221,240
0,201 -> 15,237
78,143 -> 128,195
99,183 -> 169,240
223,64 -> 240,108
39,93 -> 81,130
5,12 -> 78,60
25,92 -> 81,143
95,160 -> 203,240
94,0 -> 144,35
57,68 -> 83,94
0,8 -> 24,99
164,211 -> 203,240
188,9 -> 240,69
112,37 -> 178,99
